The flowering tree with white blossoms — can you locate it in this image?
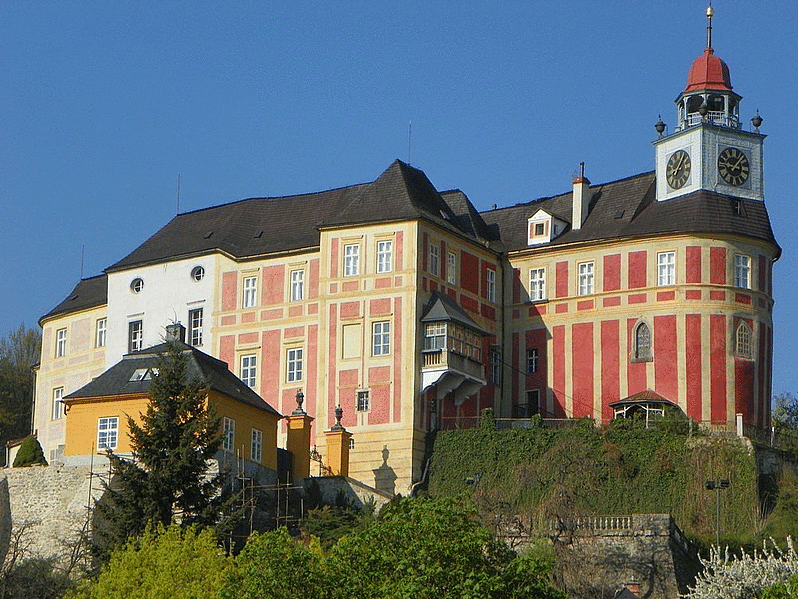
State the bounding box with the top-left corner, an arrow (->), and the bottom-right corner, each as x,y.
684,538 -> 798,599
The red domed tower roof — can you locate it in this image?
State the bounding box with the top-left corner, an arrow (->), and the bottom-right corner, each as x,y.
684,47 -> 732,93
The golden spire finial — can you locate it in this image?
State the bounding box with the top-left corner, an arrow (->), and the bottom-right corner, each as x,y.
706,3 -> 714,49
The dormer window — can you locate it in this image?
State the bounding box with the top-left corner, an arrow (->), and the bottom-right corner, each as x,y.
527,209 -> 566,246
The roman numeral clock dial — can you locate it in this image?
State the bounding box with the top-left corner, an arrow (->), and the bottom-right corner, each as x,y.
718,147 -> 749,187
666,149 -> 691,189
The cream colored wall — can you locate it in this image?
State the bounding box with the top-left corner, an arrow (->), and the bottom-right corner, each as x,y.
35,305 -> 108,463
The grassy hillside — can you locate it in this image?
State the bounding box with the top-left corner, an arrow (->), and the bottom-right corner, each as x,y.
425,411 -> 796,547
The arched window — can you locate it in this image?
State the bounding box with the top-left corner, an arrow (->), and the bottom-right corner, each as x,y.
633,322 -> 652,361
736,323 -> 752,359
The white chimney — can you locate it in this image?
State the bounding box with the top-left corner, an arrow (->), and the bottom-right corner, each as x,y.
572,162 -> 591,230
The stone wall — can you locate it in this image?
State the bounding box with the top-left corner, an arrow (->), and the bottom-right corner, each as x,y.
0,465 -> 102,567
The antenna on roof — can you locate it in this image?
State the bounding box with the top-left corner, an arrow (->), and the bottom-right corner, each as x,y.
408,120 -> 412,164
176,173 -> 181,215
80,244 -> 85,279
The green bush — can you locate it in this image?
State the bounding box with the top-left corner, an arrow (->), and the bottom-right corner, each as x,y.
12,436 -> 47,467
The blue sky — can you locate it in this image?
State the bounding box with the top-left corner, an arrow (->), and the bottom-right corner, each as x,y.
2,1 -> 796,395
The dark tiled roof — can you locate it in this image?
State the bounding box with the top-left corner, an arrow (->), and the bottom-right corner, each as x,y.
420,291 -> 489,334
65,341 -> 282,418
39,275 -> 108,325
108,160 -> 495,272
481,172 -> 780,255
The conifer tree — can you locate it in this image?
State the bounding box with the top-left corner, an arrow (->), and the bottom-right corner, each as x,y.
95,341 -> 235,559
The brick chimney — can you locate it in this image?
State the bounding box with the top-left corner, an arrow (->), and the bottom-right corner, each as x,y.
572,162 -> 591,230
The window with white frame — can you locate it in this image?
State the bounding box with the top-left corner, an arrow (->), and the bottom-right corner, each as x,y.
251,428 -> 263,463
527,348 -> 538,374
377,240 -> 393,274
372,321 -> 390,356
188,308 -> 203,346
287,348 -> 303,382
96,318 -> 107,348
658,251 -> 676,286
222,417 -> 235,452
290,269 -> 305,302
52,387 -> 65,420
243,276 -> 258,308
128,320 -> 143,353
578,262 -> 594,296
529,268 -> 546,301
735,254 -> 751,289
736,322 -> 752,358
356,390 -> 370,412
447,251 -> 457,285
97,417 -> 119,451
633,322 -> 652,361
240,354 -> 257,388
429,243 -> 439,276
55,328 -> 67,358
424,322 -> 446,351
486,268 -> 496,302
344,244 -> 360,277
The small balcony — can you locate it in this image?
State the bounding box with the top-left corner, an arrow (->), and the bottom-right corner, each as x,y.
421,348 -> 486,405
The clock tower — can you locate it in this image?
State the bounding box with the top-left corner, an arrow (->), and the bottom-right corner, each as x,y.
654,6 -> 765,202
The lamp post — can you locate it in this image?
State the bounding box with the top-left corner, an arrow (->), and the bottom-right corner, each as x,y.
705,479 -> 730,546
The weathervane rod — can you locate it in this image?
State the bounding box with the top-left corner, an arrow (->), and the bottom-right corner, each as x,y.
706,3 -> 714,49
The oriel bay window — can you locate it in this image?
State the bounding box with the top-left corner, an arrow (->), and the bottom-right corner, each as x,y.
423,322 -> 482,362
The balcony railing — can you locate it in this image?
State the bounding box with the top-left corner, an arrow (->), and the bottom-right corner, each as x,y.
679,111 -> 740,130
422,348 -> 484,382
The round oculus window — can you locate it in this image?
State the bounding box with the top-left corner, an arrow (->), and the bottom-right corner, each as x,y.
130,278 -> 144,293
191,266 -> 205,282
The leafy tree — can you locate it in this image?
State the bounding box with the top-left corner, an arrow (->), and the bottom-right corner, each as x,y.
95,341 -> 233,559
762,572 -> 798,599
0,324 -> 41,465
773,393 -> 798,453
67,524 -> 230,599
11,436 -> 46,467
219,528 -> 327,599
326,496 -> 563,599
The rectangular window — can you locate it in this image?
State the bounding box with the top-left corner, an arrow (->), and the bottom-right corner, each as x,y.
527,349 -> 538,374
222,417 -> 235,452
287,348 -> 303,382
55,328 -> 67,358
97,417 -> 119,451
95,318 -> 107,348
356,390 -> 370,412
240,354 -> 257,388
486,268 -> 496,302
128,320 -> 143,353
429,244 -> 439,276
344,244 -> 360,277
251,428 -> 263,463
529,268 -> 546,301
290,269 -> 304,302
52,387 -> 65,420
534,222 -> 545,236
658,251 -> 676,286
490,349 -> 501,385
243,276 -> 258,308
735,254 -> 751,289
372,321 -> 390,356
188,308 -> 203,346
424,322 -> 446,350
447,251 -> 457,285
377,240 -> 392,274
578,262 -> 594,296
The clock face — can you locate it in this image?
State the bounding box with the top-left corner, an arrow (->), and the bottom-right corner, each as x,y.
666,149 -> 691,190
718,147 -> 750,187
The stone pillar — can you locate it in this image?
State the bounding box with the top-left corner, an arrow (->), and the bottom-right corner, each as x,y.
325,405 -> 352,477
285,390 -> 313,481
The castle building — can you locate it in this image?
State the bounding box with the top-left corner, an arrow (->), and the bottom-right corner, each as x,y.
32,10 -> 778,493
